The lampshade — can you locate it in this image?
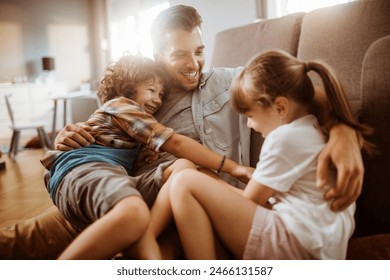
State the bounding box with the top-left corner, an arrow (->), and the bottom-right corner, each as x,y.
42,57 -> 55,71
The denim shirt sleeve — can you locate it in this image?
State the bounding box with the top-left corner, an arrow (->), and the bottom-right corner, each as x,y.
192,67 -> 251,187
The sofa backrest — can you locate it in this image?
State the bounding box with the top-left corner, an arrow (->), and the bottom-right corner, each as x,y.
211,12 -> 305,68
297,0 -> 390,115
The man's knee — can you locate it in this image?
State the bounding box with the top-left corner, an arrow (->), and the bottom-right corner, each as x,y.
0,206 -> 79,259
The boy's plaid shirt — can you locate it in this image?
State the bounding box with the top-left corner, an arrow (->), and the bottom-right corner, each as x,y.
41,97 -> 174,169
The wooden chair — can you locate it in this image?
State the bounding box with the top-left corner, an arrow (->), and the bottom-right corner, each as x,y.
4,94 -> 52,159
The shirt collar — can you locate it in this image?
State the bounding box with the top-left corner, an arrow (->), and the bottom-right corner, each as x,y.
198,67 -> 215,89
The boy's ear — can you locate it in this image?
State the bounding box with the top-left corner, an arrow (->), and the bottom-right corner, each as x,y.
275,96 -> 289,116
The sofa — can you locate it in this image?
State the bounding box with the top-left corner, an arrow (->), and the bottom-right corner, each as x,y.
211,0 -> 390,259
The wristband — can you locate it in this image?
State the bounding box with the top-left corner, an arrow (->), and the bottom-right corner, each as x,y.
217,155 -> 226,174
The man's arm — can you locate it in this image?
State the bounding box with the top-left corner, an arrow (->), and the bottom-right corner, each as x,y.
313,87 -> 364,211
54,123 -> 95,151
317,124 -> 363,211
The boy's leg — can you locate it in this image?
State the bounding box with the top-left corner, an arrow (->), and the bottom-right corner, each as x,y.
55,162 -> 149,259
59,196 -> 149,259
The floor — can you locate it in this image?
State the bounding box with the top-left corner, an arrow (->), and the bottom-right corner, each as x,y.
0,148 -> 53,228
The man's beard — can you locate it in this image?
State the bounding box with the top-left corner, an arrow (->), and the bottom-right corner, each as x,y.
168,71 -> 201,93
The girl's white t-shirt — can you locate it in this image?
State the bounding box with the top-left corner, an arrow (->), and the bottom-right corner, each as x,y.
252,114 -> 355,259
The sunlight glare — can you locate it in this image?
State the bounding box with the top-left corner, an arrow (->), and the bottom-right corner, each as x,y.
287,0 -> 351,13
110,2 -> 170,60
138,2 -> 170,58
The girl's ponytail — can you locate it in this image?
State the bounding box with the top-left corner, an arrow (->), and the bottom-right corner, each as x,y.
306,61 -> 374,154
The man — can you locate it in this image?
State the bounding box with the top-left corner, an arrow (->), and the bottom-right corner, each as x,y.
0,5 -> 363,259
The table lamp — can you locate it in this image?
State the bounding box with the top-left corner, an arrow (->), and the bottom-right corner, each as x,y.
42,57 -> 56,82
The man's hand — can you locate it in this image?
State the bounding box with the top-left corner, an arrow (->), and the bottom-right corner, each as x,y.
54,123 -> 95,151
317,124 -> 364,211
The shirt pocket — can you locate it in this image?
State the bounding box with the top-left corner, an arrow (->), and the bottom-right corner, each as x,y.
203,89 -> 240,150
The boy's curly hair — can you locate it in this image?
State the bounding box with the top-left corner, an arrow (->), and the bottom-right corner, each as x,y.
98,55 -> 165,104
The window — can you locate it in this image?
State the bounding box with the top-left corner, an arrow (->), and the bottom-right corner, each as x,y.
266,0 -> 356,18
287,0 -> 354,13
108,1 -> 170,60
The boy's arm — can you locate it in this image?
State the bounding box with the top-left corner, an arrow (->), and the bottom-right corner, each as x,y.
313,87 -> 364,211
161,133 -> 252,181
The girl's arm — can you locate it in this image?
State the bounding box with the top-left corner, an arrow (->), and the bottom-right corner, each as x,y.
161,133 -> 252,181
242,178 -> 276,207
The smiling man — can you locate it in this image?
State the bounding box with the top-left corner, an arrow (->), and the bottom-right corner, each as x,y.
155,27 -> 205,93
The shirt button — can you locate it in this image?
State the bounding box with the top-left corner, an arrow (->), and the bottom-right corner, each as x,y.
205,128 -> 213,134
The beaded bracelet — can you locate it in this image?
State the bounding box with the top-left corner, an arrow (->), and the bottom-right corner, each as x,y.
217,155 -> 226,174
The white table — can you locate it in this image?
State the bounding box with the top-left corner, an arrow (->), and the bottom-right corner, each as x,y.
51,90 -> 100,144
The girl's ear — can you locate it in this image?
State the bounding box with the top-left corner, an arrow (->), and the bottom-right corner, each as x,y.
275,96 -> 289,117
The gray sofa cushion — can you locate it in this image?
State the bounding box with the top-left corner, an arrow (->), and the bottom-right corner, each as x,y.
297,0 -> 390,115
211,12 -> 304,68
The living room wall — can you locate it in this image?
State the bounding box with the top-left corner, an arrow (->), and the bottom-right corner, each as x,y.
0,0 -> 99,90
0,0 -> 258,89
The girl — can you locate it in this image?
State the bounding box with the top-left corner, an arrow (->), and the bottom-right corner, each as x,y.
41,54 -> 251,259
163,49 -> 372,259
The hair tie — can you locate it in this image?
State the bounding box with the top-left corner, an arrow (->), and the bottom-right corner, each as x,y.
303,62 -> 310,73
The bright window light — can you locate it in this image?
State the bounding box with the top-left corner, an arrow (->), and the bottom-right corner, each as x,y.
286,0 -> 352,13
109,2 -> 170,60
138,2 -> 170,58
110,16 -> 137,60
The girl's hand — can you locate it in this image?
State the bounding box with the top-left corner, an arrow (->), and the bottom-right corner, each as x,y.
230,165 -> 254,184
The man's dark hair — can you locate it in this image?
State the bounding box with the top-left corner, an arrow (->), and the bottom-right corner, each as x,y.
151,5 -> 202,57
